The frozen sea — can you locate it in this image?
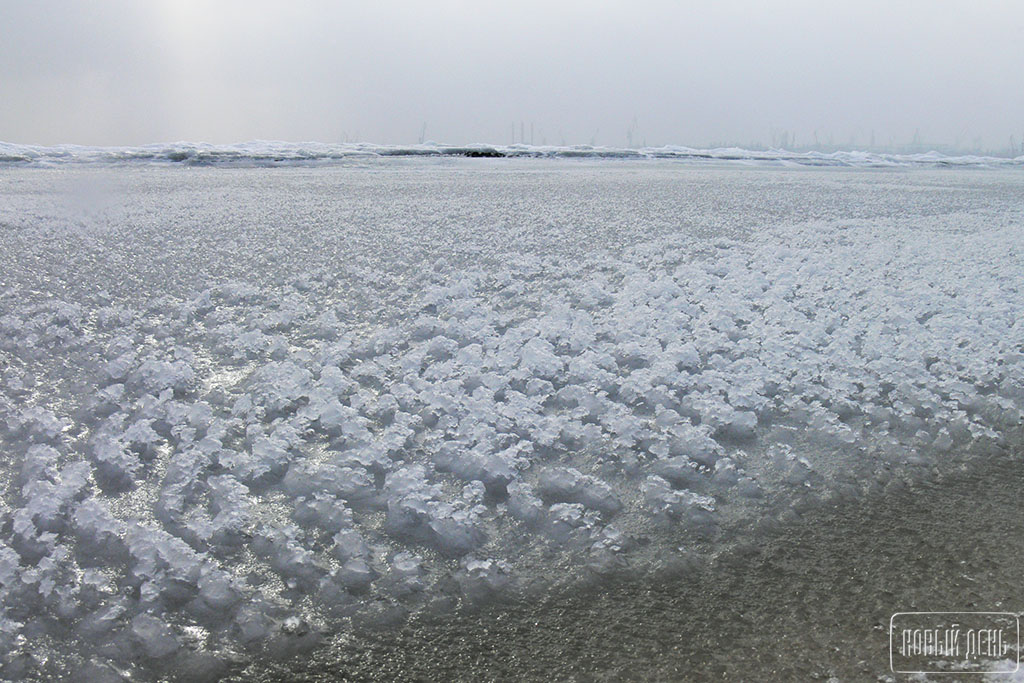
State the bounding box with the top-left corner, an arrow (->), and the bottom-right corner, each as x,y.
0,155 -> 1023,680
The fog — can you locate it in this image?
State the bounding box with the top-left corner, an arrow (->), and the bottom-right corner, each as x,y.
2,0 -> 1022,152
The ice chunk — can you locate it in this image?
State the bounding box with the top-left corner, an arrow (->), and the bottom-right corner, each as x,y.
131,614 -> 180,659
253,523 -> 325,589
642,475 -> 716,529
545,503 -> 597,543
455,557 -> 511,601
20,444 -> 61,484
506,481 -> 544,525
123,419 -> 163,459
197,570 -> 242,610
89,436 -> 141,490
537,467 -> 622,516
10,406 -> 68,443
517,337 -> 563,379
425,501 -> 486,556
206,475 -> 252,545
105,352 -> 136,383
249,361 -> 313,417
653,456 -> 707,490
283,461 -> 374,504
331,528 -> 370,564
434,444 -> 516,493
130,359 -> 196,396
334,558 -> 376,591
72,499 -> 128,563
232,436 -> 293,487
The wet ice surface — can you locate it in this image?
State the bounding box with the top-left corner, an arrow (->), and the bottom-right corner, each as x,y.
240,446 -> 1024,682
0,160 -> 1022,680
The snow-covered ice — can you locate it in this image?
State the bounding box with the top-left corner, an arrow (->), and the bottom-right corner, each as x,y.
0,158 -> 1022,679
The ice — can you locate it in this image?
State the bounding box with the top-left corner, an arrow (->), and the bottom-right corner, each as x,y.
506,481 -> 545,525
233,603 -> 271,644
334,558 -> 376,591
283,461 -> 374,504
72,500 -> 128,563
89,435 -> 142,490
130,613 -> 180,659
386,551 -> 426,597
642,475 -> 717,530
77,603 -> 127,643
382,466 -> 486,555
249,361 -> 313,418
9,406 -> 69,443
19,444 -> 61,484
537,467 -> 622,517
232,436 -> 292,487
122,419 -> 163,459
1,140 -> 1022,168
197,570 -> 242,611
310,397 -> 366,438
455,557 -> 512,601
0,544 -> 20,590
292,494 -> 353,533
252,523 -> 325,589
424,501 -> 487,556
0,159 -> 1022,678
205,475 -> 252,545
20,461 -> 90,532
434,443 -> 517,493
517,337 -> 563,379
545,503 -> 599,543
129,359 -> 196,396
104,352 -> 135,383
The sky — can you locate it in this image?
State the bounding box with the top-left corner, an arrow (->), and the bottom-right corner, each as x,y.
1,0 -> 1023,151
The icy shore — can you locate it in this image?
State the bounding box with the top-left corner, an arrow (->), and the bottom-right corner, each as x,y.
2,139 -> 1023,168
0,164 -> 1022,679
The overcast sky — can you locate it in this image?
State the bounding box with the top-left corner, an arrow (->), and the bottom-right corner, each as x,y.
2,0 -> 1022,150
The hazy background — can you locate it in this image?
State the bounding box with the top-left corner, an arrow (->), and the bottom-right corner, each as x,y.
2,0 -> 1022,152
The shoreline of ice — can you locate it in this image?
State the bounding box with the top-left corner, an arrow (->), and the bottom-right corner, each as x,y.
0,168 -> 1022,679
2,140 -> 1023,169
